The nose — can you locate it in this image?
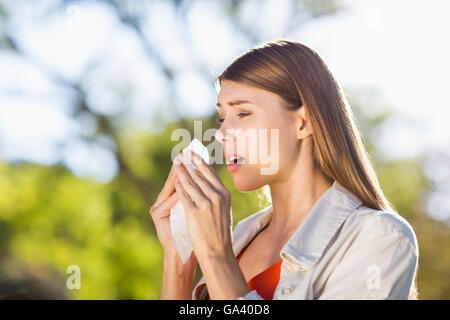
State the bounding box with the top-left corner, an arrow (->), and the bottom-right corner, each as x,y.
215,125 -> 234,145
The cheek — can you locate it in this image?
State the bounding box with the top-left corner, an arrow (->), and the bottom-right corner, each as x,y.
238,118 -> 278,159
255,120 -> 296,170
228,113 -> 297,190
277,126 -> 298,160
233,117 -> 294,166
231,131 -> 295,190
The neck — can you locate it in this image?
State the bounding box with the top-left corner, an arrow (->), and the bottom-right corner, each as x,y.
267,144 -> 333,234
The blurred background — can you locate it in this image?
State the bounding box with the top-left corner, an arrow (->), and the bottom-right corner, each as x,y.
0,0 -> 449,299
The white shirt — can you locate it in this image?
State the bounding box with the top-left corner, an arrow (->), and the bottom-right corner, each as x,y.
192,180 -> 419,300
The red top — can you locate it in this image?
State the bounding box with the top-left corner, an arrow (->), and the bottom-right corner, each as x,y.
236,251 -> 282,300
203,226 -> 282,300
205,250 -> 282,300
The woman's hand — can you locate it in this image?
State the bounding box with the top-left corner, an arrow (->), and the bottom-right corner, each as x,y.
149,163 -> 180,254
150,162 -> 198,299
172,150 -> 233,262
149,162 -> 197,260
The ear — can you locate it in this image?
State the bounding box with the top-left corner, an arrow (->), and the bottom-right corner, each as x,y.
295,106 -> 313,140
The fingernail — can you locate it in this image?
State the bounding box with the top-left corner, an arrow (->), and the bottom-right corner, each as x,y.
181,153 -> 188,164
192,153 -> 200,164
174,157 -> 181,166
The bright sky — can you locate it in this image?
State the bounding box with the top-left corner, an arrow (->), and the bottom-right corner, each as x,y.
293,0 -> 450,159
0,0 -> 449,219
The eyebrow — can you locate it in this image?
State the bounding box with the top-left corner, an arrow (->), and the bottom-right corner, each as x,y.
216,99 -> 254,108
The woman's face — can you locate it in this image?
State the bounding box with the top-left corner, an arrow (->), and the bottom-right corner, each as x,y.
215,80 -> 300,191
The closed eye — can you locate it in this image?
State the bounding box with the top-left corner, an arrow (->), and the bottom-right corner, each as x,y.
237,112 -> 250,119
216,112 -> 251,125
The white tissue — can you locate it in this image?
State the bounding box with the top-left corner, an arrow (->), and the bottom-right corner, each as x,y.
170,138 -> 210,263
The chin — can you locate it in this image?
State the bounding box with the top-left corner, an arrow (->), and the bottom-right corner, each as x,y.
233,181 -> 260,192
230,167 -> 267,192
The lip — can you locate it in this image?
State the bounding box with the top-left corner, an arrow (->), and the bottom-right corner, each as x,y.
226,162 -> 242,172
225,154 -> 245,172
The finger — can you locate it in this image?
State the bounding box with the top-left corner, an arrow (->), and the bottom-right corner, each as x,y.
182,152 -> 218,198
174,179 -> 196,212
150,192 -> 180,219
150,192 -> 179,219
154,163 -> 178,207
174,155 -> 209,206
187,150 -> 228,193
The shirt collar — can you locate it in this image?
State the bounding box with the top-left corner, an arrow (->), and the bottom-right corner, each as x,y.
232,180 -> 364,272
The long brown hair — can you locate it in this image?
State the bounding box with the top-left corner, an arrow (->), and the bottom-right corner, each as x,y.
215,39 -> 418,299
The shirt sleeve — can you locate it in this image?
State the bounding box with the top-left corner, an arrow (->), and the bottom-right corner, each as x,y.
238,289 -> 266,300
194,284 -> 266,300
316,231 -> 418,299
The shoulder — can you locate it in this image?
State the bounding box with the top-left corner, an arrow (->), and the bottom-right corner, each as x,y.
343,205 -> 419,255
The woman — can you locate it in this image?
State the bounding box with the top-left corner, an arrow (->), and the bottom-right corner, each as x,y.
149,39 -> 419,300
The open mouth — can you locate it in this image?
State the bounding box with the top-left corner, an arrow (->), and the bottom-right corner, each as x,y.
226,155 -> 245,165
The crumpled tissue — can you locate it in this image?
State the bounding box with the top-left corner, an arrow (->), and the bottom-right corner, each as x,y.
170,138 -> 210,264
